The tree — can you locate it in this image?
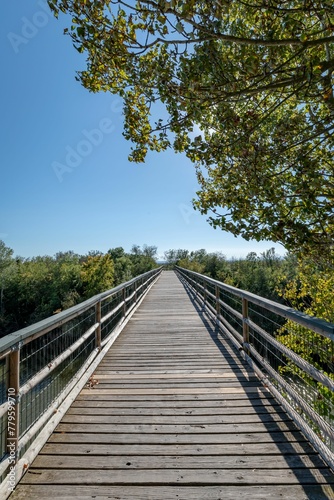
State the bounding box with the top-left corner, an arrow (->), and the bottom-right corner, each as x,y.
48,0 -> 334,261
108,247 -> 133,283
142,244 -> 158,259
81,254 -> 115,298
53,251 -> 83,310
108,247 -> 126,261
164,249 -> 189,267
130,244 -> 158,275
113,255 -> 133,283
3,256 -> 60,329
276,259 -> 334,424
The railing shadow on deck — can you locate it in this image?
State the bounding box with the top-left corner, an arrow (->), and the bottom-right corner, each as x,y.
175,266 -> 334,482
0,267 -> 162,498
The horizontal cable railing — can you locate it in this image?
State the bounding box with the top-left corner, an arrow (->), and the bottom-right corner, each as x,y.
176,266 -> 334,470
0,267 -> 162,496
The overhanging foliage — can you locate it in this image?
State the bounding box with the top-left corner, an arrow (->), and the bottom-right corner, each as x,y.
48,0 -> 334,261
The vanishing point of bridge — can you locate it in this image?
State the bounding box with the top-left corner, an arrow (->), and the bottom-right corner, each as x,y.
1,270 -> 334,499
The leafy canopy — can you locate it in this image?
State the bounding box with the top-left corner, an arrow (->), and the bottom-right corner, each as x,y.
48,0 -> 334,261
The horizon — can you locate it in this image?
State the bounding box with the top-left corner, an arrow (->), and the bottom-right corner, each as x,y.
1,238 -> 285,263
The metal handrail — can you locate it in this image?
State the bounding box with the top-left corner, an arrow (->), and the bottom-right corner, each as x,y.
0,267 -> 162,497
175,266 -> 334,470
0,269 -> 162,355
176,267 -> 334,340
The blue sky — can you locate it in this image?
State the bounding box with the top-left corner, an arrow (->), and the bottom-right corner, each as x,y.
1,1 -> 285,261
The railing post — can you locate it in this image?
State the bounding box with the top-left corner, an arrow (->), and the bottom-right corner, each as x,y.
203,279 -> 207,305
242,297 -> 250,354
122,287 -> 126,318
7,347 -> 20,465
95,300 -> 101,350
215,285 -> 220,319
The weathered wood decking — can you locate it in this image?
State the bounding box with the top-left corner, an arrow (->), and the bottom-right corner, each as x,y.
11,271 -> 334,499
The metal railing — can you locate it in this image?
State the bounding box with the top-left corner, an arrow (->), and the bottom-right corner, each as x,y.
176,266 -> 334,470
0,267 -> 162,496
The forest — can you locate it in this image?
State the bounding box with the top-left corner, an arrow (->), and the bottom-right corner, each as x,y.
0,241 -> 158,337
1,240 -> 333,340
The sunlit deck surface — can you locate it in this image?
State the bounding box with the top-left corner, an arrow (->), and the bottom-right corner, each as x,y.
11,272 -> 334,499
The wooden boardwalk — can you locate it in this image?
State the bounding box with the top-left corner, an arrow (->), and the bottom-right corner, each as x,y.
12,271 -> 334,499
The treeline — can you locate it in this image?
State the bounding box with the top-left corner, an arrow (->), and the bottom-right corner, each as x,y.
1,240 -> 333,341
164,247 -> 297,303
0,242 -> 158,337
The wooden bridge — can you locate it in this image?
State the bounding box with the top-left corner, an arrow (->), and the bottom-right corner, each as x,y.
6,271 -> 333,499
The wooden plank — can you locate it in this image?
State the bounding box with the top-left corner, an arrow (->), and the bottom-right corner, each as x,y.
67,404 -> 283,415
40,441 -> 318,457
60,413 -> 292,425
89,381 -> 260,389
10,484 -> 334,500
19,468 -> 334,485
94,371 -> 253,378
48,430 -> 307,445
93,369 -> 249,374
32,453 -> 328,470
55,421 -> 298,434
75,392 -> 275,401
73,399 -> 277,408
93,377 -> 259,384
79,387 -> 268,395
